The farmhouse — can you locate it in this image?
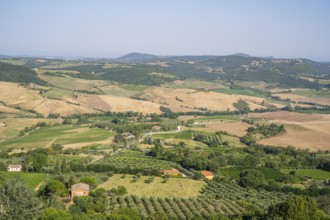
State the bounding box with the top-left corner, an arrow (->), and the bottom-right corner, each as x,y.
7,164 -> 22,172
71,183 -> 90,197
161,169 -> 181,176
201,170 -> 214,180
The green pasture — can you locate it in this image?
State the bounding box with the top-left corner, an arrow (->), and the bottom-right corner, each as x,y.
282,169 -> 330,180
0,171 -> 47,189
0,125 -> 113,149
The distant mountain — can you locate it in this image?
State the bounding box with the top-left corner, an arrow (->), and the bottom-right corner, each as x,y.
231,53 -> 251,57
116,53 -> 160,62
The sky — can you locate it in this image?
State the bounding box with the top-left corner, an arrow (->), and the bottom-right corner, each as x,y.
0,0 -> 329,61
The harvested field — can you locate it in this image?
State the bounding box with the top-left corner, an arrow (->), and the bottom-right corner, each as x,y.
192,121 -> 251,137
0,105 -> 22,114
77,94 -> 162,114
0,82 -> 96,116
38,73 -> 108,91
248,112 -> 330,151
140,87 -> 265,112
248,111 -> 330,123
258,124 -> 330,151
272,93 -> 330,106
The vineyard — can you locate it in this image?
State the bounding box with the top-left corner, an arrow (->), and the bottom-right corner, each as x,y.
108,180 -> 289,219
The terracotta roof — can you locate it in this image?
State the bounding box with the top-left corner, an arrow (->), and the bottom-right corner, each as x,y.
8,164 -> 22,168
161,169 -> 180,174
71,183 -> 90,191
201,170 -> 214,177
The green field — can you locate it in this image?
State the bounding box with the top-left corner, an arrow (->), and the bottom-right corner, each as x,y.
120,84 -> 149,91
219,167 -> 286,181
43,88 -> 74,100
0,171 -> 46,189
194,115 -> 241,122
0,59 -> 26,65
282,169 -> 330,180
153,130 -> 192,140
98,174 -> 205,198
0,125 -> 113,149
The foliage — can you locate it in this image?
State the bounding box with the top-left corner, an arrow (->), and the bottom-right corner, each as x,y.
0,177 -> 41,220
46,179 -> 66,196
267,196 -> 327,219
239,169 -> 265,188
40,208 -> 71,220
0,61 -> 46,85
80,176 -> 97,188
110,185 -> 128,195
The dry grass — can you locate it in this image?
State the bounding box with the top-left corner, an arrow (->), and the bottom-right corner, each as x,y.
0,105 -> 22,114
38,73 -> 108,91
272,93 -> 330,106
248,112 -> 330,151
0,82 -> 97,116
192,121 -> 251,137
248,111 -> 330,123
77,94 -> 162,114
258,124 -> 330,151
140,87 -> 265,112
98,174 -> 205,198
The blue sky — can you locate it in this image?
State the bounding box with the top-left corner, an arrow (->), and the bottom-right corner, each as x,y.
0,0 -> 329,61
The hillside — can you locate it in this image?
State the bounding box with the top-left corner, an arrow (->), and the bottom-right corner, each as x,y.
116,52 -> 160,62
0,62 -> 46,85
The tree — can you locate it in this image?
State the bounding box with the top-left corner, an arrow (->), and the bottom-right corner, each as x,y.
268,196 -> 327,220
241,155 -> 259,167
110,185 -> 128,195
40,208 -> 71,220
0,177 -> 40,220
80,176 -> 97,188
193,171 -> 204,180
54,159 -> 60,174
61,158 -> 67,173
62,119 -> 73,125
239,169 -> 265,188
46,179 -> 66,196
0,162 -> 7,171
32,153 -> 47,172
108,208 -> 141,220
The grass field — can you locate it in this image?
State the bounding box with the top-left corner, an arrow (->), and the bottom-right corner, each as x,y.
153,130 -> 192,140
120,84 -> 149,91
282,169 -> 330,180
98,174 -> 205,198
0,125 -> 113,150
0,171 -> 47,189
162,138 -> 209,149
0,59 -> 26,65
43,88 -> 74,100
193,115 -> 242,122
0,118 -> 59,140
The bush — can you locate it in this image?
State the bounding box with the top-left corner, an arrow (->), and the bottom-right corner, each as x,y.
110,185 -> 128,195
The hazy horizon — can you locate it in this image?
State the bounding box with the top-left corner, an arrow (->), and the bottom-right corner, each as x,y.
1,0 -> 329,62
